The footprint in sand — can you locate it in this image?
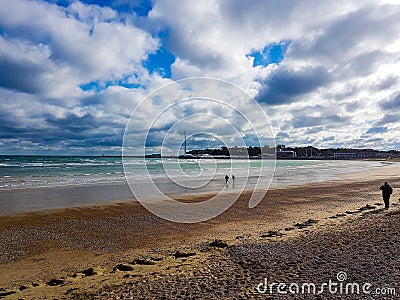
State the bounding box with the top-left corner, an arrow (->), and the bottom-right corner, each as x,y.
132,258 -> 157,265
260,230 -> 285,238
113,264 -> 134,272
330,204 -> 381,219
47,278 -> 65,286
0,290 -> 17,297
358,204 -> 376,211
173,251 -> 196,259
72,266 -> 106,278
81,267 -> 96,276
209,239 -> 229,248
293,219 -> 319,229
336,213 -> 347,217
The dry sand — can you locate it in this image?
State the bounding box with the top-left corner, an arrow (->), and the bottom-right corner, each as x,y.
1,174 -> 400,299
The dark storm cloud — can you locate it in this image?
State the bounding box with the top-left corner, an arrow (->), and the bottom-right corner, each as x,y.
281,105 -> 352,132
0,123 -> 41,139
380,93 -> 400,110
255,66 -> 330,105
0,103 -> 126,151
0,56 -> 47,94
70,134 -> 123,147
148,122 -> 175,133
291,114 -> 350,128
44,113 -> 125,146
0,106 -> 53,143
373,76 -> 398,92
374,113 -> 400,127
144,133 -> 163,148
45,113 -> 100,133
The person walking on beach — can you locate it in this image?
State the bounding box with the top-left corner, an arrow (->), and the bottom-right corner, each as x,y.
379,181 -> 393,209
225,175 -> 229,185
232,175 -> 235,185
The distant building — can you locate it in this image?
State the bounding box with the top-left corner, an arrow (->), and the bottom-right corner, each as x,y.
276,150 -> 296,158
181,145 -> 400,160
356,149 -> 376,158
145,153 -> 161,158
229,146 -> 248,157
375,151 -> 390,158
334,152 -> 357,159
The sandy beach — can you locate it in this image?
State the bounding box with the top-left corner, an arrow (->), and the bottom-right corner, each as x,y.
0,173 -> 399,299
2,0 -> 400,298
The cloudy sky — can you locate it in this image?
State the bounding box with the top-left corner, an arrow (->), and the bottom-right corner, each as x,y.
1,0 -> 400,155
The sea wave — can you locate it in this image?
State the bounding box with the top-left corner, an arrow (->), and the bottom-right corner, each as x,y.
0,156 -> 394,191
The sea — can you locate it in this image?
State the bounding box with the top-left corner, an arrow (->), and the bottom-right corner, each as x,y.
0,155 -> 394,215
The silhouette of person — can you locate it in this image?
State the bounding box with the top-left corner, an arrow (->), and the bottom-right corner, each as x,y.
231,175 -> 235,185
379,181 -> 393,209
225,175 -> 229,184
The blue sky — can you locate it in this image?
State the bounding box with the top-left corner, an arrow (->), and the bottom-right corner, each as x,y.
0,0 -> 400,155
248,41 -> 290,67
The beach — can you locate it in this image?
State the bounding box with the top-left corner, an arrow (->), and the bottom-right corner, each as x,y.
1,165 -> 400,299
0,157 -> 393,215
2,0 -> 400,298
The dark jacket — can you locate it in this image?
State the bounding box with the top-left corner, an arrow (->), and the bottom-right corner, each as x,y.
380,184 -> 393,198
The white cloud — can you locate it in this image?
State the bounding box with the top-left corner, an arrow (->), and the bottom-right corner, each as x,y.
0,0 -> 158,98
147,1 -> 400,150
1,0 -> 400,153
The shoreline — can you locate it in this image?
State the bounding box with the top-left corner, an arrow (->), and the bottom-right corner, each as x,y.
1,175 -> 400,298
1,159 -> 400,216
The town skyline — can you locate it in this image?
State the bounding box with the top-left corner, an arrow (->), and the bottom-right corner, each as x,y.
144,144 -> 400,159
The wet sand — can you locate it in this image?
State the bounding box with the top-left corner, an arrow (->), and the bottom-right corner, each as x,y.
0,176 -> 400,299
0,182 -> 134,215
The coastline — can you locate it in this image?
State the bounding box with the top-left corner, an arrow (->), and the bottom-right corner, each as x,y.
1,173 -> 400,298
1,159 -> 399,216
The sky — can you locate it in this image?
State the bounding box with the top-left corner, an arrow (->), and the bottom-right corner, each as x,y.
1,0 -> 400,155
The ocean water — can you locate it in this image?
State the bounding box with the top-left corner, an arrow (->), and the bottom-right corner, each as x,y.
0,156 -> 391,191
0,156 -> 394,214
0,156 -> 125,190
